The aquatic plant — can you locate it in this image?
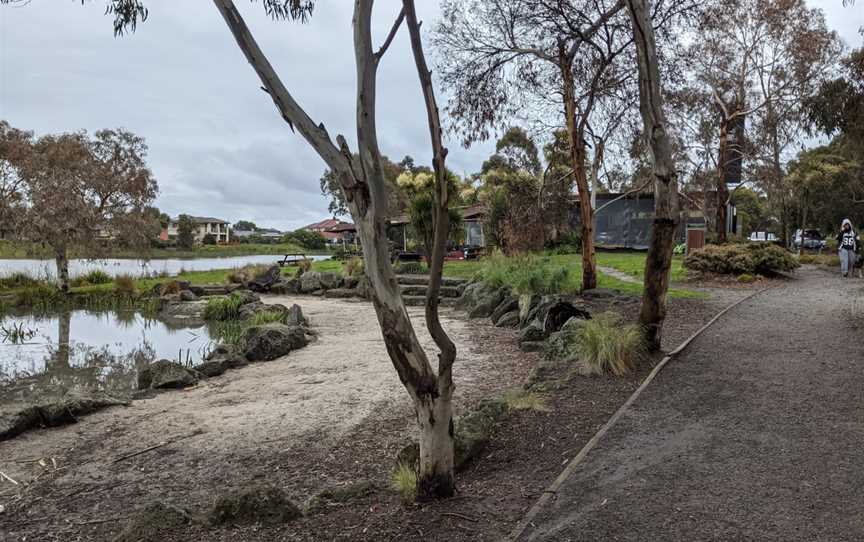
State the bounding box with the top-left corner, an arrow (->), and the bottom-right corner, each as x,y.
0,322 -> 37,344
203,293 -> 245,321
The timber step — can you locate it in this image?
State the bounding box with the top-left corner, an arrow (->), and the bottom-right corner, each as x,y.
402,295 -> 459,307
399,285 -> 461,298
396,274 -> 469,287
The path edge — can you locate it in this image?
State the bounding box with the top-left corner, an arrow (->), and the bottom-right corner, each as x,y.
505,286 -> 772,542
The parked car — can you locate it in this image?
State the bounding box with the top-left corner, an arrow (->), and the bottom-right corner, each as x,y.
749,231 -> 779,243
791,229 -> 827,251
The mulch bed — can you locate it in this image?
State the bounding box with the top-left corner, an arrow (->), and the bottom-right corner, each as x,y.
0,293 -> 728,542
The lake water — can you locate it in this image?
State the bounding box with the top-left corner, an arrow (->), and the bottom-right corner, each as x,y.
0,308 -> 226,401
0,254 -> 330,279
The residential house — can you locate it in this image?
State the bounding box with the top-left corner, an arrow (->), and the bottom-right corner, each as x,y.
304,219 -> 357,245
161,216 -> 231,244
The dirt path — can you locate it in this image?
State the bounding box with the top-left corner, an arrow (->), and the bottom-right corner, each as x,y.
0,296 -> 533,541
518,267 -> 864,541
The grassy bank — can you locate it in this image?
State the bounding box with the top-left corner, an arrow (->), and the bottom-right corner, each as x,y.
0,240 -> 321,260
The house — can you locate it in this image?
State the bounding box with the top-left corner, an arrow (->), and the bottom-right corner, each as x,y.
304,219 -> 357,245
572,191 -> 732,250
387,205 -> 489,252
161,216 -> 231,244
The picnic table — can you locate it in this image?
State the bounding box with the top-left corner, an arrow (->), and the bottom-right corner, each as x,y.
277,253 -> 310,267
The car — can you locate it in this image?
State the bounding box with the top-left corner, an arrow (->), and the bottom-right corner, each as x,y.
792,229 -> 827,251
749,231 -> 779,243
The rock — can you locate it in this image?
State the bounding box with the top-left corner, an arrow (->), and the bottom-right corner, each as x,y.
456,282 -> 484,310
249,265 -> 283,292
162,296 -> 207,323
518,322 -> 546,343
116,503 -> 194,542
194,346 -> 247,378
210,486 -> 302,526
324,288 -> 359,299
232,289 -> 261,306
524,295 -> 591,334
467,285 -> 508,319
189,284 -> 232,297
318,272 -> 343,290
243,323 -> 308,361
237,301 -> 267,320
495,310 -> 520,328
179,290 -> 198,302
284,304 -> 307,327
270,278 -> 300,295
300,272 -> 322,293
519,341 -> 546,352
137,360 -> 199,390
355,276 -> 373,299
0,391 -> 130,442
490,296 -> 518,324
518,294 -> 540,326
342,276 -> 359,290
305,481 -> 376,515
561,316 -> 587,334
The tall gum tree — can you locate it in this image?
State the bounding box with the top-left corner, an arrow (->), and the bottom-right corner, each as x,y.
207,0 -> 461,499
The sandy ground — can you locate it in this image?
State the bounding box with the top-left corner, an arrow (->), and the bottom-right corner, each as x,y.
0,295 -> 532,540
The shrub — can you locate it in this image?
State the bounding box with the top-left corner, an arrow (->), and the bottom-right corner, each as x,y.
113,274 -> 138,297
345,257 -> 364,277
203,293 -> 245,321
684,243 -> 799,276
297,259 -> 312,276
737,273 -> 756,284
569,312 -> 646,376
391,463 -> 417,505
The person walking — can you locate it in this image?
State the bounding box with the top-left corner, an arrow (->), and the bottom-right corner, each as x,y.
837,219 -> 858,278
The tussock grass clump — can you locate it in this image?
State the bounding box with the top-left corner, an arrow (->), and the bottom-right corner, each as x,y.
345,257 -> 364,277
203,293 -> 245,321
248,310 -> 287,326
78,269 -> 112,285
570,312 -> 646,376
479,251 -> 571,295
391,463 -> 417,505
737,273 -> 756,283
501,389 -> 551,412
113,274 -> 138,297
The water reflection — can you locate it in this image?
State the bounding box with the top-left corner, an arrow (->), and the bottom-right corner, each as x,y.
0,308 -> 222,402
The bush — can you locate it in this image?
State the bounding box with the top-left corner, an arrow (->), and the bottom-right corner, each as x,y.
684,243 -> 799,276
345,257 -> 364,277
297,259 -> 312,276
737,273 -> 756,283
569,312 -> 645,376
202,233 -> 217,245
203,293 -> 245,321
113,274 -> 138,297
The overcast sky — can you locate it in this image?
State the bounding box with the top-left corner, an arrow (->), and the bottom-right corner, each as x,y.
1,1 -> 862,231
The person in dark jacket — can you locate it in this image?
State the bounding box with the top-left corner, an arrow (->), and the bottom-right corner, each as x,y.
837,219 -> 858,278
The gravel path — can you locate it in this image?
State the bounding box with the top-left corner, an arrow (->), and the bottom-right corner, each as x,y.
519,267 -> 864,541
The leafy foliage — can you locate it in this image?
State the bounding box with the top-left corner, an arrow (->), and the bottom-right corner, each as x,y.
176,214 -> 195,249
282,228 -> 327,250
684,244 -> 799,276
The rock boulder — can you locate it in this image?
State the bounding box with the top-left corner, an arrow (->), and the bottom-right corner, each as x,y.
243,323 -> 307,361
137,360 -> 199,390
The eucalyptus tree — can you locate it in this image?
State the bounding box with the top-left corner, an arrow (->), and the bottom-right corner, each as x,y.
687,0 -> 841,242
2,126 -> 157,292
433,0 -> 637,290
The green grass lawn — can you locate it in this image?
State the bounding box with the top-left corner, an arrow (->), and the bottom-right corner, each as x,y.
595,252 -> 687,282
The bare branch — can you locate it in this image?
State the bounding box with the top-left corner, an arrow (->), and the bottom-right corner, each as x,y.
374,7 -> 405,62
